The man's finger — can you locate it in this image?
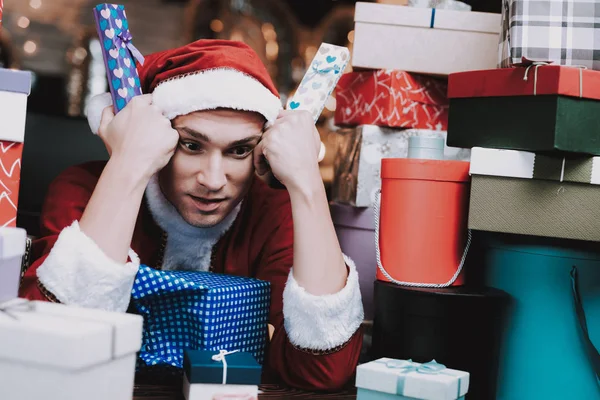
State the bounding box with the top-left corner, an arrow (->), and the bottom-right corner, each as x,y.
253,141 -> 269,176
130,93 -> 153,107
98,106 -> 115,136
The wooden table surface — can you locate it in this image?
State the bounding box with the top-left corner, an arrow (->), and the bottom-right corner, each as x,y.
133,384 -> 357,399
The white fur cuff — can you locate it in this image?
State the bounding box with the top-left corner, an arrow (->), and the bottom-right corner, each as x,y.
36,221 -> 140,312
283,255 -> 364,351
85,92 -> 113,135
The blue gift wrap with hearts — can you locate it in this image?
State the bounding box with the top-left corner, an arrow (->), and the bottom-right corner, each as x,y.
131,265 -> 271,369
93,3 -> 144,112
356,358 -> 469,400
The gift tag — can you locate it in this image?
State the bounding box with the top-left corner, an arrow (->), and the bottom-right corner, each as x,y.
287,43 -> 350,123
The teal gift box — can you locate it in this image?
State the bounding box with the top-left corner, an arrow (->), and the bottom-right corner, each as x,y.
356,358 -> 469,400
357,388 -> 465,400
183,349 -> 262,385
481,233 -> 600,400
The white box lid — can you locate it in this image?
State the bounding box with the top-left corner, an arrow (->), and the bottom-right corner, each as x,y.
355,2 -> 501,34
0,227 -> 26,260
0,299 -> 143,370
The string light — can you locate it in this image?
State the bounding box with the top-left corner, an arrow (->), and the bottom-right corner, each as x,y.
17,17 -> 30,29
24,41 -> 37,54
29,0 -> 42,10
210,19 -> 223,33
347,30 -> 355,43
266,41 -> 278,61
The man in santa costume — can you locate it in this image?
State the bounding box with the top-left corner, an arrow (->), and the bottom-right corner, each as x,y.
19,39 -> 363,389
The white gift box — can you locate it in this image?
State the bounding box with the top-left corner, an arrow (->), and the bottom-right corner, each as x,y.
183,374 -> 258,400
356,358 -> 469,400
0,227 -> 27,302
333,126 -> 470,207
352,2 -> 501,76
0,299 -> 143,400
0,69 -> 31,143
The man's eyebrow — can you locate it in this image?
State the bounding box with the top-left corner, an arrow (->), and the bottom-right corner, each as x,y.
228,135 -> 262,147
175,127 -> 211,143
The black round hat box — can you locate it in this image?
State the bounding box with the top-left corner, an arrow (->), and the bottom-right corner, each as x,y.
371,281 -> 510,400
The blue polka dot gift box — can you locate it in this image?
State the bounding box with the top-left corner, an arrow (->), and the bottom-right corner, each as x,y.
93,4 -> 144,113
131,265 -> 271,370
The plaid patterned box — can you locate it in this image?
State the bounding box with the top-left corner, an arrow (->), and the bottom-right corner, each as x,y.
500,0 -> 600,69
131,265 -> 271,369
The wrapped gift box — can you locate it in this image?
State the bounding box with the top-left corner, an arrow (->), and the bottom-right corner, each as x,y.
371,282 -> 509,400
330,203 -> 376,320
0,227 -> 27,303
332,126 -> 470,207
182,350 -> 260,400
335,70 -> 449,130
447,66 -> 600,154
94,3 -> 144,113
131,265 -> 271,369
287,43 -> 349,122
500,0 -> 600,69
481,234 -> 600,399
356,358 -> 469,400
469,147 -> 600,241
0,69 -> 31,227
0,299 -> 143,400
184,350 -> 262,385
352,2 -> 501,75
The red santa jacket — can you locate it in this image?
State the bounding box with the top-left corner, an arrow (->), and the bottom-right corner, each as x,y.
19,161 -> 363,391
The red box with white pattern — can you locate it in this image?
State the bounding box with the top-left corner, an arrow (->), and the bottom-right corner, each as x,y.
0,69 -> 31,227
334,70 -> 449,130
0,142 -> 23,227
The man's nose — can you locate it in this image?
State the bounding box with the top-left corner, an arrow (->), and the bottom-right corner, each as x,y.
196,153 -> 227,192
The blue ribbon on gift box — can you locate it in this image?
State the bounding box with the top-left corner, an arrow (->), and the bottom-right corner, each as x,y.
430,8 -> 437,28
376,359 -> 462,398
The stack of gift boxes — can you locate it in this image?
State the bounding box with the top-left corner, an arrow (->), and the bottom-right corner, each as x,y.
0,6 -> 145,399
339,0 -> 600,399
331,1 -> 511,399
443,1 -> 600,399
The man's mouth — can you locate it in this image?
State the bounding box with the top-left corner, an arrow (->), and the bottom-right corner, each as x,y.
189,195 -> 227,213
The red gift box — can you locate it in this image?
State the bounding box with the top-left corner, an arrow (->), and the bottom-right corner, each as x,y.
334,70 -> 449,130
448,66 -> 600,100
0,142 -> 23,227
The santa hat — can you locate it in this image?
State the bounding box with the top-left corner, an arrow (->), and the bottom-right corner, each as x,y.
86,39 -> 283,134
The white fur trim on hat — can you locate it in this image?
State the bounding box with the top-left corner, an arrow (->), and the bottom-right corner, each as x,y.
86,68 -> 282,135
153,68 -> 282,122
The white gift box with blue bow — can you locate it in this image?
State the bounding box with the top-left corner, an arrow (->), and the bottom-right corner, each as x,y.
356,358 -> 469,400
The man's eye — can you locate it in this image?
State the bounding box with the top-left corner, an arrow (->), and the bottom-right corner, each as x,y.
181,141 -> 201,152
230,146 -> 252,158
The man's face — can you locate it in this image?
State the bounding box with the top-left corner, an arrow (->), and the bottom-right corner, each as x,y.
158,109 -> 265,228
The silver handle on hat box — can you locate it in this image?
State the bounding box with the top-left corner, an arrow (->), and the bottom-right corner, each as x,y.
373,190 -> 472,288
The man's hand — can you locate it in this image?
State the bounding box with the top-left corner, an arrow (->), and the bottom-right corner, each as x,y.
98,94 -> 179,179
253,110 -> 322,193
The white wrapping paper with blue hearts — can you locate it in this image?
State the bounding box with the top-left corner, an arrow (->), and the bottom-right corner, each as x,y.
131,265 -> 270,369
356,358 -> 470,400
93,4 -> 144,113
287,43 -> 350,122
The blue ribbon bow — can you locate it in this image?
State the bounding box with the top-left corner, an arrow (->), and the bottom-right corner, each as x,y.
310,62 -> 341,76
377,359 -> 462,398
114,30 -> 145,66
